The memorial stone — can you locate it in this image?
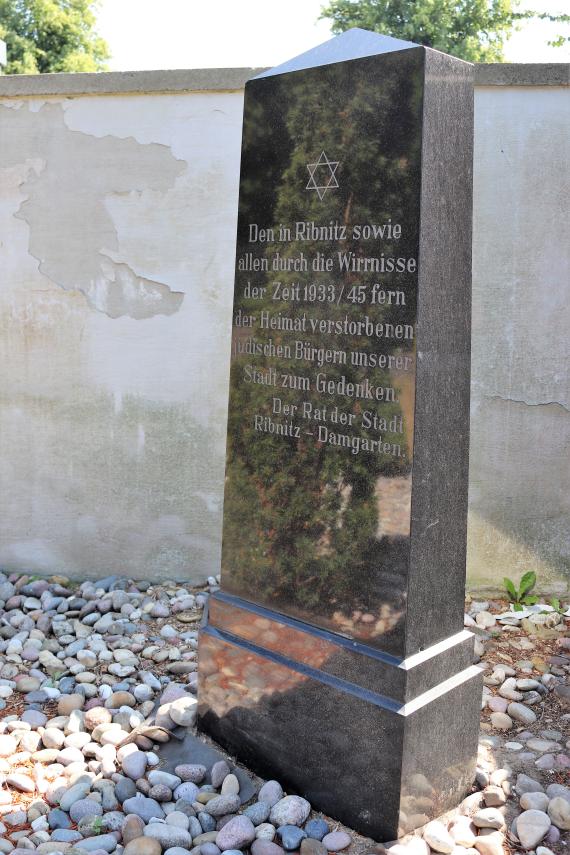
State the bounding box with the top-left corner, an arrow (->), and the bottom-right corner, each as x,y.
198,29 -> 483,841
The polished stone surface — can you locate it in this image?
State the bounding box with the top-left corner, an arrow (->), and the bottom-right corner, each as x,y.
220,38 -> 473,660
199,625 -> 482,840
223,44 -> 424,656
209,592 -> 475,701
199,29 -> 478,841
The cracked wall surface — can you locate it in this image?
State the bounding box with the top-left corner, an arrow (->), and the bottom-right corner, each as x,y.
0,91 -> 243,582
470,87 -> 569,592
0,83 -> 567,590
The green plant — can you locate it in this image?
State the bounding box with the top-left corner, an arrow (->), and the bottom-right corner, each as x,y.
503,571 -> 538,610
548,597 -> 567,615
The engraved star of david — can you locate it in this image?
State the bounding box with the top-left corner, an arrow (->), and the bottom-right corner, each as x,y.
306,151 -> 340,200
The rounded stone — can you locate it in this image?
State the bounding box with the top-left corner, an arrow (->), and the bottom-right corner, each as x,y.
520,792 -> 550,812
216,816 -> 256,851
59,782 -> 91,812
449,817 -> 477,847
199,812 -> 218,832
105,690 -> 136,708
483,787 -> 506,807
16,676 -> 41,692
527,739 -> 561,753
122,751 -> 148,780
0,735 -> 17,757
211,760 -> 231,789
175,763 -> 206,783
124,839 -> 162,855
507,702 -> 537,725
423,820 -> 455,853
195,831 -> 221,846
84,707 -> 113,729
115,777 -> 137,804
516,774 -> 544,795
42,728 -> 66,750
490,712 -> 513,731
548,797 -> 570,830
167,811 -> 190,830
148,770 -> 181,790
517,810 -> 551,849
487,697 -> 508,714
21,709 -> 47,728
278,826 -> 307,851
58,694 -> 84,715
173,781 -> 199,803
252,842 -> 285,855
123,795 -> 165,822
258,781 -> 283,808
243,802 -> 271,826
546,784 -> 570,803
221,774 -> 240,796
270,796 -> 311,828
301,840 -> 327,855
473,831 -> 504,855
256,824 -> 277,841
169,696 -> 198,727
545,826 -> 561,845
204,795 -> 240,817
48,808 -> 72,830
69,798 -> 103,823
7,773 -> 35,793
472,809 -> 505,830
149,784 -> 173,802
304,820 -> 329,841
144,824 -> 193,849
322,832 -> 351,851
122,813 -> 145,844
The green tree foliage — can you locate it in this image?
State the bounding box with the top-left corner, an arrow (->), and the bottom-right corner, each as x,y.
319,0 -> 570,61
0,0 -> 109,74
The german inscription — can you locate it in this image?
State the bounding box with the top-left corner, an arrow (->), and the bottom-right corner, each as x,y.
234,217 -> 416,458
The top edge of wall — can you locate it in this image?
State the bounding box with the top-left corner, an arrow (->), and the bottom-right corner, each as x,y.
0,63 -> 568,98
0,67 -> 265,97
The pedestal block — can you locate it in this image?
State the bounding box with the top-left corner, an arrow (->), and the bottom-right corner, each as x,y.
199,593 -> 482,840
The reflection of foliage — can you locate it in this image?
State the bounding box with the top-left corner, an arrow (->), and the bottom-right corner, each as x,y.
223,52 -> 423,633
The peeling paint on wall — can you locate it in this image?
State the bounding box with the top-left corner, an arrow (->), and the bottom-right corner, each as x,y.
2,101 -> 186,319
0,89 -> 243,582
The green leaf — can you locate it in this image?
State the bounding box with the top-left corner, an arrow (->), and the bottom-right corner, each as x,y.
519,571 -> 537,597
503,577 -> 518,600
522,595 -> 539,606
551,597 -> 561,611
513,602 -> 524,612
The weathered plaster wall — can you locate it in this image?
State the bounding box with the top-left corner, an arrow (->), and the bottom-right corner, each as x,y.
0,83 -> 246,581
469,84 -> 569,593
0,67 -> 568,590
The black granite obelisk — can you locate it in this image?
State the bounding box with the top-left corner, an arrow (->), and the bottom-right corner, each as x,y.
198,29 -> 482,841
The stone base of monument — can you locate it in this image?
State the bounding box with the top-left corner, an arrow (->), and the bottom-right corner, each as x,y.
198,592 -> 483,842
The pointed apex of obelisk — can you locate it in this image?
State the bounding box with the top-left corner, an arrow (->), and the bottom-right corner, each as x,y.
253,28 -> 419,79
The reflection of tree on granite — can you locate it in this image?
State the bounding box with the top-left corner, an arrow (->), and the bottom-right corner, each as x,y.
223,52 -> 424,653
